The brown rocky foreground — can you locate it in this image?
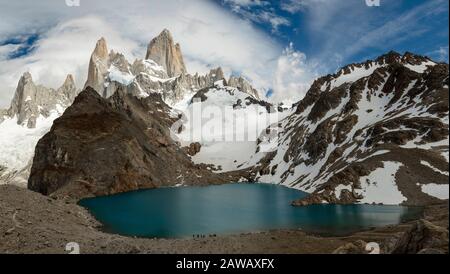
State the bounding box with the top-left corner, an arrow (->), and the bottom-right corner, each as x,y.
0,185 -> 447,254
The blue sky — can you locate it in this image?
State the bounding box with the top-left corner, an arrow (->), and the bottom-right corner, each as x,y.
0,0 -> 448,106
0,34 -> 40,60
217,0 -> 449,69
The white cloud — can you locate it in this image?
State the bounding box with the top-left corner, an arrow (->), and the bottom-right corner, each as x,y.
0,15 -> 142,107
222,0 -> 290,33
0,0 -> 284,108
223,0 -> 268,7
0,44 -> 21,61
294,0 -> 448,66
280,0 -> 328,14
437,46 -> 449,61
427,46 -> 449,62
270,43 -> 318,104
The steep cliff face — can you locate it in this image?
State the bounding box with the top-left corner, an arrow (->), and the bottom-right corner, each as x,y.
248,52 -> 449,206
28,87 -> 241,200
145,29 -> 187,78
4,29 -> 445,209
84,37 -> 109,93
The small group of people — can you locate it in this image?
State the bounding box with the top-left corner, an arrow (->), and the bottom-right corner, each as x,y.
192,234 -> 217,239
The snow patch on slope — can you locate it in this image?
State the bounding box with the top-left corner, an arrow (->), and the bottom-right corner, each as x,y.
421,183 -> 449,200
357,161 -> 407,205
404,60 -> 436,73
108,66 -> 135,86
331,64 -> 381,89
0,112 -> 60,177
420,160 -> 449,176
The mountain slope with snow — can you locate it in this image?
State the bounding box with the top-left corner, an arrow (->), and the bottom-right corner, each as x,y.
246,52 -> 449,206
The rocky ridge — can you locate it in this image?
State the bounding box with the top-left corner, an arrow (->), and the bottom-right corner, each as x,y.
26,50 -> 448,206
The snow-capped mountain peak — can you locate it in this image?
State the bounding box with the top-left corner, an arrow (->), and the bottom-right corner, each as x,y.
145,29 -> 187,78
315,51 -> 437,94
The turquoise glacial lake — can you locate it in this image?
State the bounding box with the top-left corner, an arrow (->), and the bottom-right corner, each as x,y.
79,183 -> 422,238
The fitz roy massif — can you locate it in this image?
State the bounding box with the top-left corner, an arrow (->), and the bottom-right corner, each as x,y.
0,29 -> 448,254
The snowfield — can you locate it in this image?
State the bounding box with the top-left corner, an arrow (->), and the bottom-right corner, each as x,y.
108,66 -> 135,86
0,112 -> 60,185
356,161 -> 407,205
420,160 -> 449,176
175,83 -> 291,172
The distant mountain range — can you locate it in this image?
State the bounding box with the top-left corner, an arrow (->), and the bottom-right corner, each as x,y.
1,30 -> 448,206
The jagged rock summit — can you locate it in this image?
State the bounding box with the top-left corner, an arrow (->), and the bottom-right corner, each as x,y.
84,30 -> 261,104
7,72 -> 79,128
3,26 -> 445,209
84,37 -> 109,93
1,29 -> 261,188
59,74 -> 78,105
145,29 -> 187,78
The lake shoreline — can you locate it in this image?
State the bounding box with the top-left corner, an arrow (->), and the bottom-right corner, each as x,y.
1,185 -> 448,254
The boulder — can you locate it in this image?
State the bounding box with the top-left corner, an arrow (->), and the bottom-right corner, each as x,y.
332,240 -> 368,254
186,142 -> 202,156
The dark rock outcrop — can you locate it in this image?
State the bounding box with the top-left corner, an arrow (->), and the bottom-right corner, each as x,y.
185,142 -> 202,156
